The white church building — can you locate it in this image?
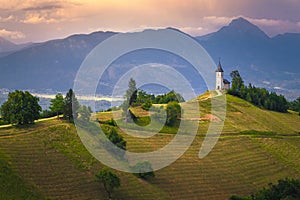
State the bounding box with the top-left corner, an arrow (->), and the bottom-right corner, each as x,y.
215,61 -> 230,90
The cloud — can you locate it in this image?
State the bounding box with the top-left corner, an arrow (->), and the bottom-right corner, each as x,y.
203,16 -> 234,26
0,0 -> 80,24
22,12 -> 60,24
0,29 -> 25,39
20,1 -> 81,24
1,0 -> 300,43
0,15 -> 14,22
22,4 -> 64,11
179,27 -> 205,36
245,17 -> 300,36
0,0 -> 76,11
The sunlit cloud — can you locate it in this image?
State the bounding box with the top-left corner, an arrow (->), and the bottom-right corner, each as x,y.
178,27 -> 206,36
1,0 -> 81,24
0,0 -> 300,42
0,15 -> 14,22
0,29 -> 25,39
246,17 -> 300,36
22,13 -> 59,24
203,16 -> 233,26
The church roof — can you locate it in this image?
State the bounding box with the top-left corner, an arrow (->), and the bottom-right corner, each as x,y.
215,61 -> 224,72
223,79 -> 230,84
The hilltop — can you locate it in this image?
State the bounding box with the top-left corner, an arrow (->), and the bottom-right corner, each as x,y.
0,93 -> 299,199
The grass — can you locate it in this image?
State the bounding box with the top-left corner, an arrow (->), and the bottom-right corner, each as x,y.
251,136 -> 300,174
0,93 -> 299,199
0,119 -> 299,199
0,150 -> 43,199
0,120 -> 169,200
120,133 -> 300,199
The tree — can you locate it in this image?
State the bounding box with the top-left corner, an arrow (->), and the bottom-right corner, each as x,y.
229,70 -> 244,95
63,89 -> 80,122
77,105 -> 92,121
228,70 -> 288,113
0,90 -> 41,125
132,161 -> 155,179
289,97 -> 300,115
106,127 -> 126,150
154,90 -> 185,104
166,101 -> 182,126
49,93 -> 64,118
95,169 -> 120,199
123,78 -> 138,111
141,101 -> 152,111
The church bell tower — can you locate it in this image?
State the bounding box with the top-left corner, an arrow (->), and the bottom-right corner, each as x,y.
215,60 -> 224,90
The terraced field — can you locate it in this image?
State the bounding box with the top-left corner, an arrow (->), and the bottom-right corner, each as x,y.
0,94 -> 299,199
120,132 -> 300,199
0,121 -> 169,200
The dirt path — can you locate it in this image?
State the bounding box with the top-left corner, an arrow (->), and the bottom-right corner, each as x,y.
0,116 -> 60,129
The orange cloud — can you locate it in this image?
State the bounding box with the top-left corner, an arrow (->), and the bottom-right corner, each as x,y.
0,28 -> 25,39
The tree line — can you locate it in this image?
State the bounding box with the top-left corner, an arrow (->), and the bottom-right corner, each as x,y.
228,70 -> 289,113
122,78 -> 184,111
230,178 -> 300,200
289,97 -> 300,115
121,78 -> 182,127
0,89 -> 85,125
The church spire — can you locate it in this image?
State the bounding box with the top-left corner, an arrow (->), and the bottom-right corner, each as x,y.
215,59 -> 224,72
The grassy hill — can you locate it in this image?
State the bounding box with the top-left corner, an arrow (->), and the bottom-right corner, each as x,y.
0,93 -> 299,199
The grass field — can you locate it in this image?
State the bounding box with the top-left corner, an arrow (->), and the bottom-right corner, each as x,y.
0,94 -> 299,199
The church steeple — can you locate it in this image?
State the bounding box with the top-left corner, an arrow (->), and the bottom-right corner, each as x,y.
215,59 -> 230,90
215,59 -> 224,90
215,59 -> 224,72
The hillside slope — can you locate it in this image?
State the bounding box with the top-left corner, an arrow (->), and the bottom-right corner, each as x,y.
0,94 -> 299,199
0,121 -> 169,200
185,93 -> 300,135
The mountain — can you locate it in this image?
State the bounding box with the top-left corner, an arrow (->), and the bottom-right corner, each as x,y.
0,18 -> 299,99
0,30 -> 205,95
0,36 -> 33,55
0,37 -> 17,52
0,31 -> 116,92
196,17 -> 300,99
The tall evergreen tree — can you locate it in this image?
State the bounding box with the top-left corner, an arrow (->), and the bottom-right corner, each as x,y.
63,89 -> 80,122
229,70 -> 244,95
123,78 -> 137,111
290,97 -> 300,115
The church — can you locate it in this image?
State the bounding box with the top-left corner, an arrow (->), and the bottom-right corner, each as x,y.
215,61 -> 230,90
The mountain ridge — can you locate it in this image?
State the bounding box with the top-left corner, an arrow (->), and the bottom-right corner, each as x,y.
0,18 -> 299,99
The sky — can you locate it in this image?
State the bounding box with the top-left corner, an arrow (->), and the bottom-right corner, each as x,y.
1,0 -> 300,44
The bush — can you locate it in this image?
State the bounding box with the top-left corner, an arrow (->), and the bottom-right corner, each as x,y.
95,169 -> 120,199
40,110 -> 56,119
0,118 -> 9,126
166,101 -> 182,126
131,161 -> 155,179
229,178 -> 300,200
141,101 -> 152,111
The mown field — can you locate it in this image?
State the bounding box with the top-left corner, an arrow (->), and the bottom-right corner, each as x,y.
0,94 -> 299,199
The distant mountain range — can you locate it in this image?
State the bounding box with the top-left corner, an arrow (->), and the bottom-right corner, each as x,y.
0,37 -> 33,57
0,17 -> 299,99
